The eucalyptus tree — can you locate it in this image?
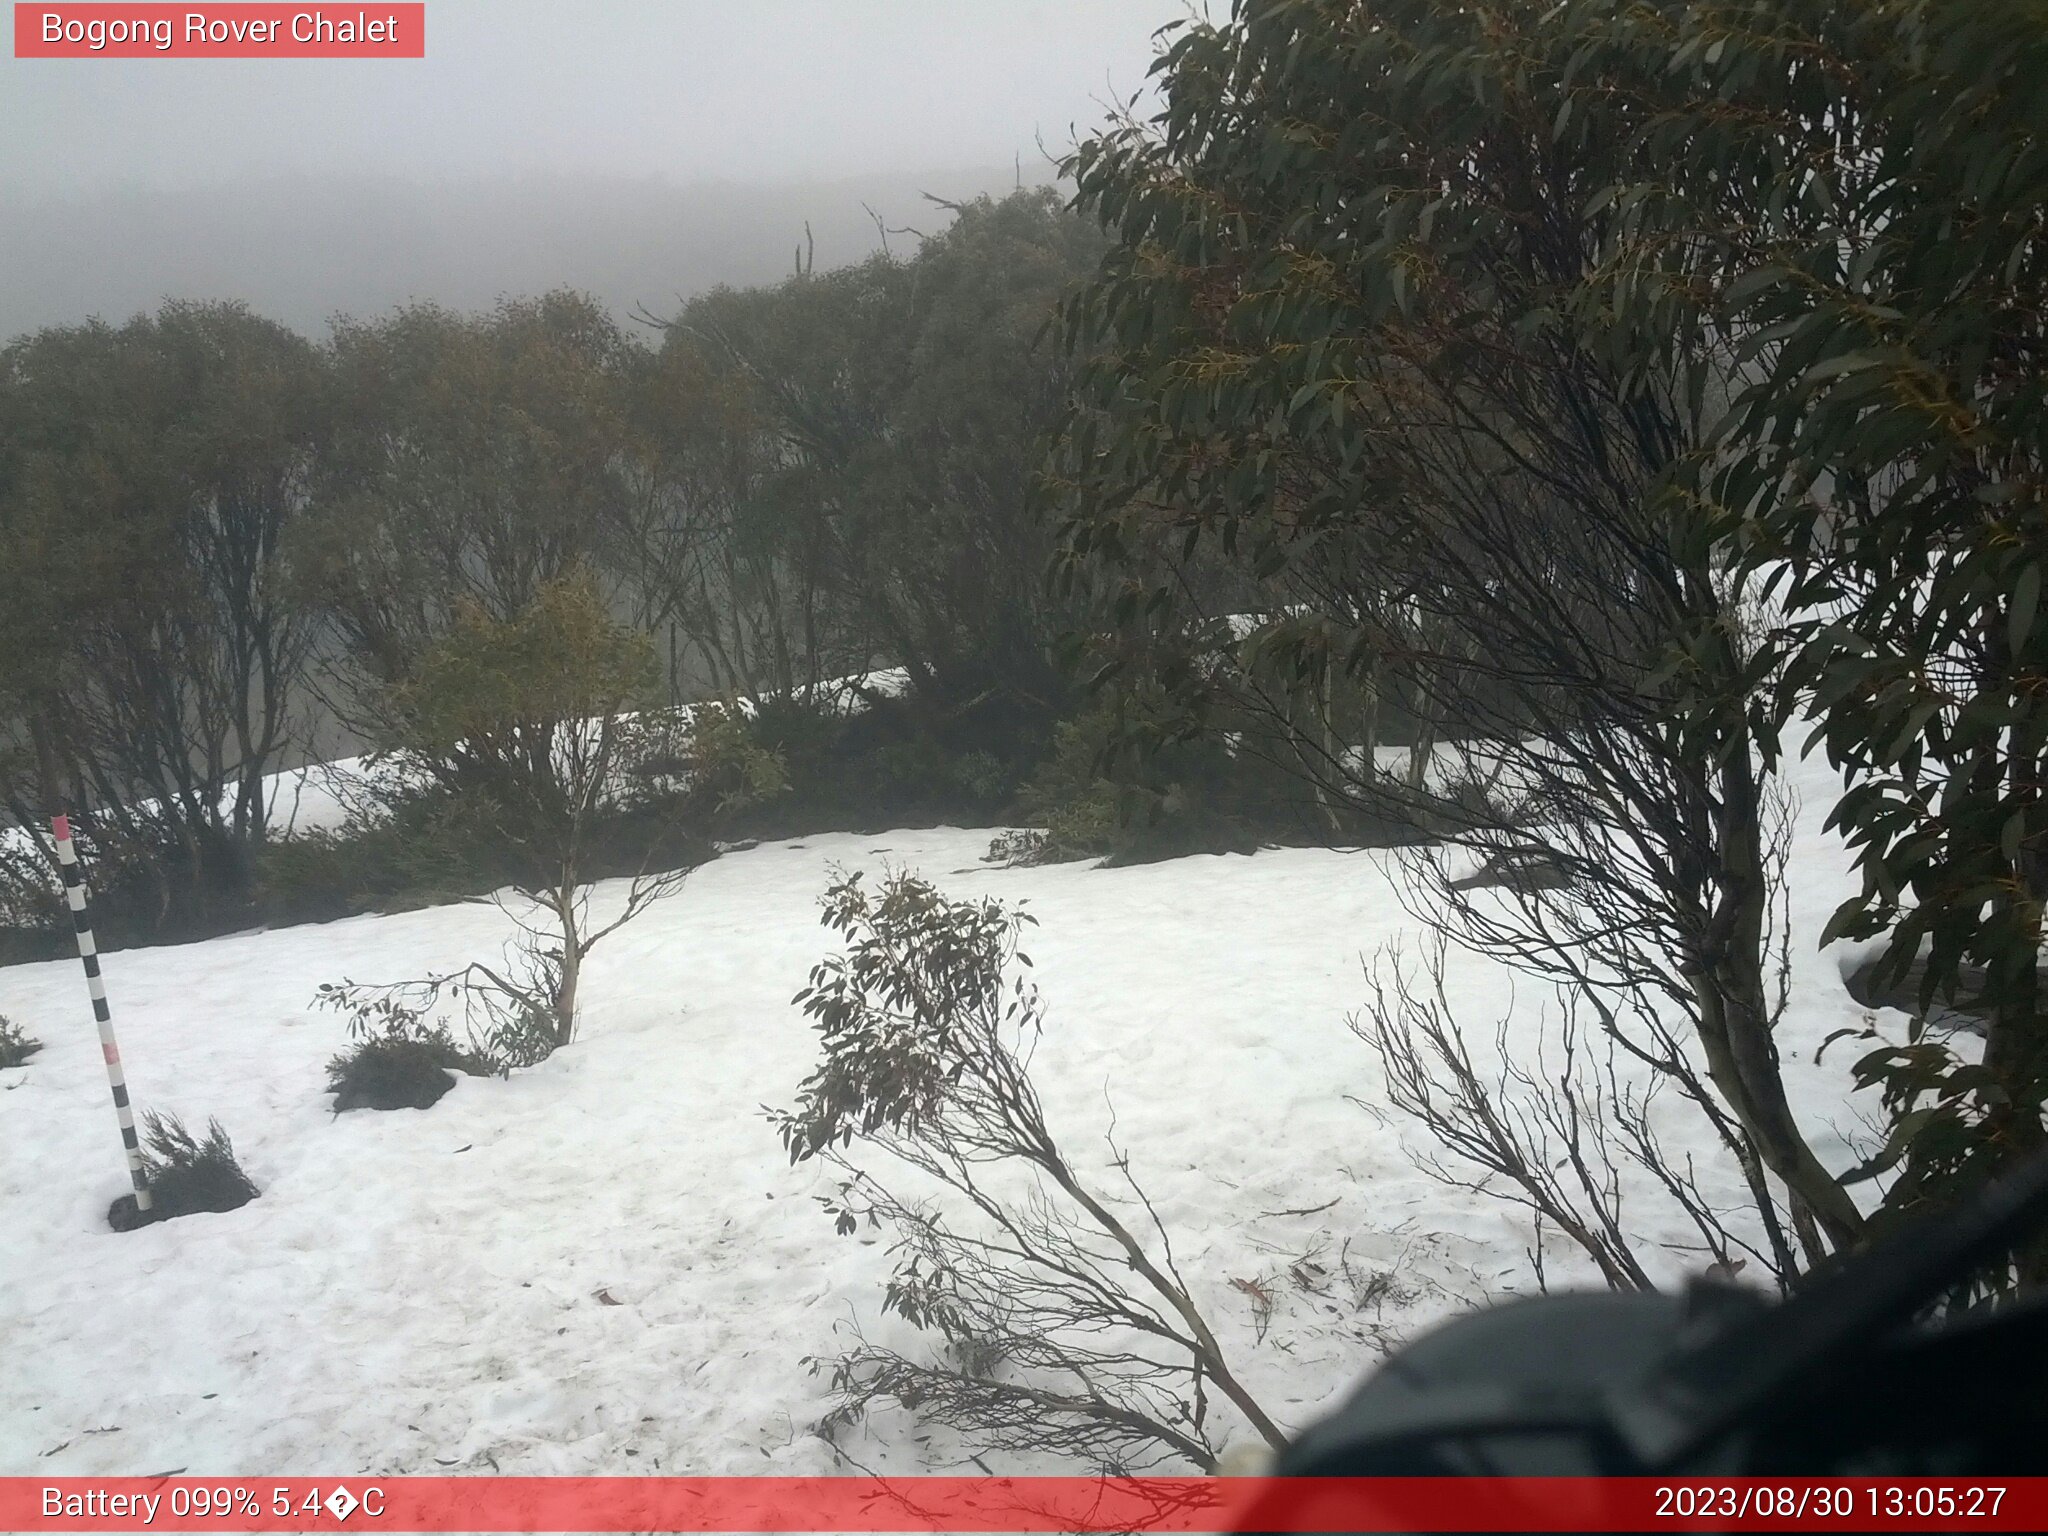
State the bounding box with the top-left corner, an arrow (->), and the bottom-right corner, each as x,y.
656,190 -> 1103,751
1055,0 -> 2048,1291
291,290 -> 652,768
0,302 -> 322,930
1049,0 -> 1856,1277
1649,0 -> 2048,1276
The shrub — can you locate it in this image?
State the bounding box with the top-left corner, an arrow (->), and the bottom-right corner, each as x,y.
316,975 -> 529,1090
745,690 -> 853,769
256,781 -> 536,923
0,814 -> 283,951
773,871 -> 1284,1472
998,704 -> 1264,867
1006,624 -> 1461,869
677,700 -> 791,815
0,836 -> 65,959
0,926 -> 66,966
996,710 -> 1137,865
0,1015 -> 43,1068
864,735 -> 1011,813
983,827 -> 1061,867
459,971 -> 563,1070
108,1113 -> 260,1231
326,1026 -> 492,1112
259,771 -> 709,927
701,687 -> 1040,838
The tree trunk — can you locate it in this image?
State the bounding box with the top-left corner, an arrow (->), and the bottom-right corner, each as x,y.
1359,655 -> 1382,776
553,885 -> 582,1046
1696,739 -> 1867,1252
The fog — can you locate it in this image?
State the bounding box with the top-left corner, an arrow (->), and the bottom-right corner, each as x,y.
2,167 -> 1053,340
0,0 -> 1189,339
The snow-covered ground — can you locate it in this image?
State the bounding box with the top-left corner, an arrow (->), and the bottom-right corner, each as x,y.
1,748 -> 1888,1478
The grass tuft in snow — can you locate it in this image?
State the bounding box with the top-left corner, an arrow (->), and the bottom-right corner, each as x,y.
326,1028 -> 494,1113
108,1113 -> 260,1232
0,1015 -> 42,1068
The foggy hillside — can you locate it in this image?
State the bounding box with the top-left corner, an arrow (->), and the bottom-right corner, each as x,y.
0,165 -> 1038,340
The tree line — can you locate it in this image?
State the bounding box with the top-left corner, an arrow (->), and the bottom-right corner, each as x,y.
0,189 -> 1108,940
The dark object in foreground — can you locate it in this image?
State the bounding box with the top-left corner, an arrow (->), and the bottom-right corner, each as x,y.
1840,952 -> 2048,1040
106,1113 -> 260,1231
1239,1151 -> 2048,1520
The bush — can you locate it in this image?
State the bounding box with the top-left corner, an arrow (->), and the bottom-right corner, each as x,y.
0,1014 -> 43,1068
265,684 -> 1045,913
0,819 -> 258,951
995,708 -> 1147,866
675,699 -> 791,815
0,837 -> 65,962
256,781 -> 537,923
773,872 -> 1285,1472
693,687 -> 1041,839
999,669 -> 1451,869
998,703 -> 1261,867
326,1026 -> 492,1112
0,926 -> 66,966
983,827 -> 1064,867
259,776 -> 710,926
108,1113 -> 260,1231
316,977 -> 524,1096
864,733 -> 1011,814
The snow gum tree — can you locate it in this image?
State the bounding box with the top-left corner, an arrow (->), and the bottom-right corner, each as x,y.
1640,0 -> 2048,1282
0,302 -> 322,932
1053,0 -> 2048,1295
390,570 -> 684,1041
774,871 -> 1284,1472
654,191 -> 1103,755
290,291 -> 650,742
320,571 -> 690,1063
1049,0 -> 1860,1279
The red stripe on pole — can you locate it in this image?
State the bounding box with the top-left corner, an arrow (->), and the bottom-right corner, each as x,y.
50,811 -> 152,1210
5,1477 -> 2046,1532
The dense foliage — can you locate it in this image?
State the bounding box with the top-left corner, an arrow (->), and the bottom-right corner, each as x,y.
0,303 -> 321,932
1052,0 -> 2048,1285
0,191 -> 1102,940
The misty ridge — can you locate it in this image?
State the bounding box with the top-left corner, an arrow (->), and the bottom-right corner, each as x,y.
0,164 -> 1041,341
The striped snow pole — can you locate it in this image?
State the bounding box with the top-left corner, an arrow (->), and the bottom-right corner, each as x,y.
51,814 -> 151,1213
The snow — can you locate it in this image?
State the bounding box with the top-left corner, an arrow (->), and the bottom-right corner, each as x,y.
1,667 -> 914,855
265,756 -> 378,836
1,747 -> 1892,1478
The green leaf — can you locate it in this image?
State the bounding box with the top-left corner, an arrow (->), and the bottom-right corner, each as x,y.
1816,1024 -> 1874,1065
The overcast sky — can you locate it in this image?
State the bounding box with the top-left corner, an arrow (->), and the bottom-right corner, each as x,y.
0,2 -> 1195,338
2,1 -> 1189,195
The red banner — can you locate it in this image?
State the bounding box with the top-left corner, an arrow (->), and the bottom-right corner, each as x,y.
13,5 -> 424,58
3,1476 -> 2044,1532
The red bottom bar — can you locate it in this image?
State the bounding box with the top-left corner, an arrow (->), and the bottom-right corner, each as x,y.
5,1476 -> 2043,1532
